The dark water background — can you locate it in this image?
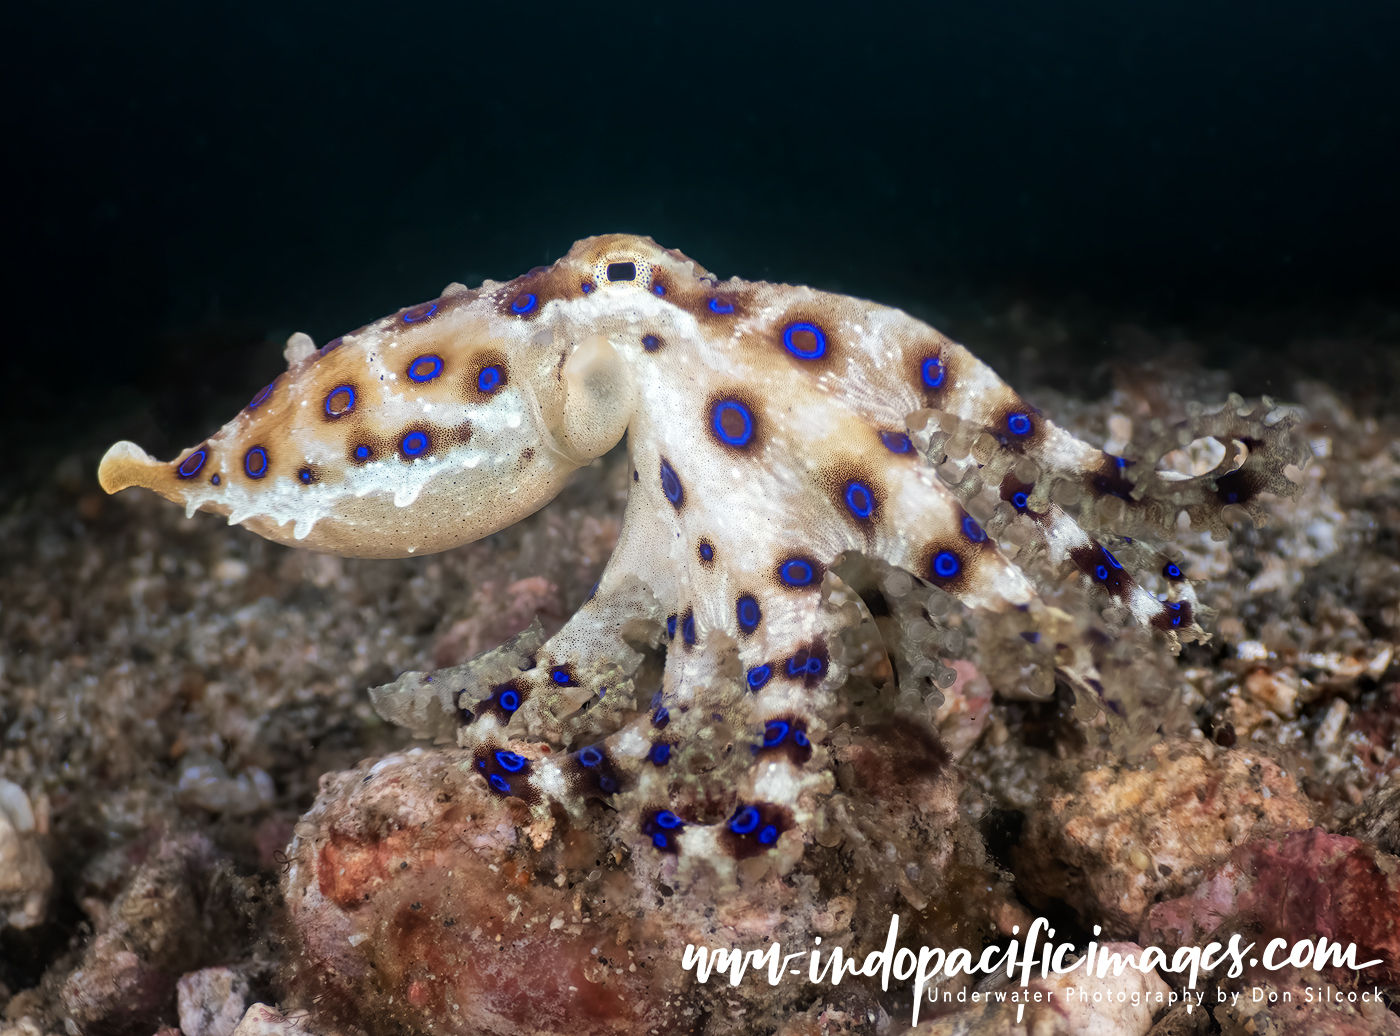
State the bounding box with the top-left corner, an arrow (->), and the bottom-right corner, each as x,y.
4,1 -> 1397,483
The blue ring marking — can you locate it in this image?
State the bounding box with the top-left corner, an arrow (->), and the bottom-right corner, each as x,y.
708,298 -> 734,314
210,474 -> 221,486
408,354 -> 443,383
764,721 -> 789,747
477,366 -> 503,393
489,774 -> 511,794
581,281 -> 593,294
779,559 -> 816,587
402,301 -> 438,324
549,667 -> 572,686
176,450 -> 207,479
736,595 -> 761,633
652,833 -> 669,849
711,400 -> 754,447
747,664 -> 772,691
495,750 -> 527,773
682,613 -> 696,645
354,444 -> 371,462
1225,491 -> 1239,503
498,689 -> 520,712
653,706 -> 670,728
666,615 -> 677,639
578,746 -> 604,768
786,655 -> 807,677
961,515 -> 987,543
1012,491 -> 1030,510
794,730 -> 809,748
401,431 -> 429,457
1165,601 -> 1183,626
653,284 -> 666,297
844,482 -> 874,519
660,459 -> 683,505
699,541 -> 714,562
921,356 -> 946,388
782,321 -> 826,360
758,824 -> 779,845
655,810 -> 683,830
1095,565 -> 1109,581
244,447 -> 269,479
1007,412 -> 1033,436
1163,563 -> 1183,580
932,551 -> 960,579
325,385 -> 356,417
598,775 -> 617,793
880,431 -> 912,454
649,743 -> 671,766
298,468 -> 312,484
805,655 -> 826,676
1104,549 -> 1123,570
248,384 -> 274,409
642,334 -> 660,351
510,293 -> 537,314
729,806 -> 761,835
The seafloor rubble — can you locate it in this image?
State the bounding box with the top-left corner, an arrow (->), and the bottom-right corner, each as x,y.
1,310 -> 1398,1036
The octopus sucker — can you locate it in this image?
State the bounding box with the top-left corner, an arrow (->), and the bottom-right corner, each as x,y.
98,232 -> 1308,888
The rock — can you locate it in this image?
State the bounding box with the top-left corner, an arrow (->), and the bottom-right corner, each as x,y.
1213,976 -> 1400,1035
177,967 -> 252,1036
1143,828 -> 1400,988
282,742 -> 1015,1036
1015,738 -> 1314,935
0,780 -> 52,930
175,753 -> 276,816
60,835 -> 218,1030
229,1004 -> 321,1036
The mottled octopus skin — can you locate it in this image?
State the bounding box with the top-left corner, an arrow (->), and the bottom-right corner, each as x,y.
98,234 -> 1309,878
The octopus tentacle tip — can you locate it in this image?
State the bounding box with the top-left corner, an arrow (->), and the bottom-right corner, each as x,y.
97,440 -> 160,494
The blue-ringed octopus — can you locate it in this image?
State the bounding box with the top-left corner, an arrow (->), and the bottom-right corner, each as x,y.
99,233 -> 1309,879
